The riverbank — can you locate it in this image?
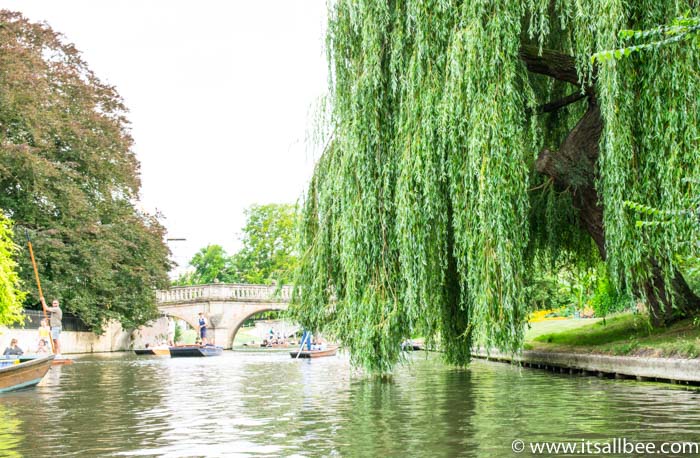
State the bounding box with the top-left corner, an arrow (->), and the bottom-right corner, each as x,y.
525,313 -> 700,358
0,317 -> 169,354
475,313 -> 700,385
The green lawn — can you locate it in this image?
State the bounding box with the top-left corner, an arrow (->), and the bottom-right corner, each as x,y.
525,318 -> 602,341
179,329 -> 197,344
524,313 -> 700,358
233,326 -> 261,346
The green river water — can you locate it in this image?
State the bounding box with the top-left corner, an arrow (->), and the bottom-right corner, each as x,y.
1,351 -> 699,457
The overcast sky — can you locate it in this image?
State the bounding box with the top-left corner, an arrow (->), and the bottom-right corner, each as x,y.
0,0 -> 328,273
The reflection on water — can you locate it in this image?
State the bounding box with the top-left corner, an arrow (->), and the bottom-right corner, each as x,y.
0,403 -> 23,458
1,351 -> 700,457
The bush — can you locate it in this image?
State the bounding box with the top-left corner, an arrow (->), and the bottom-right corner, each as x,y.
590,271 -> 632,318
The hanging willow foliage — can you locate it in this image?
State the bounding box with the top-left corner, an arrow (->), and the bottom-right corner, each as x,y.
290,0 -> 700,371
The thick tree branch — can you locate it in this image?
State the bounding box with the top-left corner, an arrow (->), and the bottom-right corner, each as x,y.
535,99 -> 700,326
536,101 -> 604,255
519,44 -> 592,92
537,92 -> 587,114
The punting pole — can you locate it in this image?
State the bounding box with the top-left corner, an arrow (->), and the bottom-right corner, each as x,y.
25,230 -> 56,354
295,331 -> 310,359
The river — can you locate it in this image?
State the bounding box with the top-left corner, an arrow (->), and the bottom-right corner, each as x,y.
1,351 -> 699,457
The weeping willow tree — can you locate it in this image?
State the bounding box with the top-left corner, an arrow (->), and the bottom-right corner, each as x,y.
290,0 -> 700,371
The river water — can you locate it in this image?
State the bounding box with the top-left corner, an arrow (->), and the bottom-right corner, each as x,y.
1,351 -> 699,457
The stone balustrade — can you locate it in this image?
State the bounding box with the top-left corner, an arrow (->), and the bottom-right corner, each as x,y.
156,284 -> 292,304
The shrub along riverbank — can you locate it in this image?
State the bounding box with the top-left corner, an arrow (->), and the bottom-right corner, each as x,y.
524,313 -> 700,359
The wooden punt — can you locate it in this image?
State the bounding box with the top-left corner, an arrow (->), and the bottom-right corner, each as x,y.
401,342 -> 424,351
260,343 -> 292,348
232,346 -> 292,353
18,354 -> 73,366
0,355 -> 54,393
51,357 -> 74,366
134,347 -> 170,356
169,345 -> 223,357
289,346 -> 338,359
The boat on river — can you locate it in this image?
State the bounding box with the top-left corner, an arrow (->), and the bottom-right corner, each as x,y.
232,345 -> 291,353
169,345 -> 223,357
134,346 -> 170,356
401,340 -> 424,351
18,354 -> 73,366
289,346 -> 338,359
0,355 -> 54,393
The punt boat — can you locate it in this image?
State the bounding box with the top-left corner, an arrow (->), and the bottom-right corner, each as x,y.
169,345 -> 223,357
0,355 -> 54,393
134,346 -> 171,356
289,346 -> 338,359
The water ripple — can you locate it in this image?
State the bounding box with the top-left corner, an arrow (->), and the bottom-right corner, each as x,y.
1,352 -> 699,456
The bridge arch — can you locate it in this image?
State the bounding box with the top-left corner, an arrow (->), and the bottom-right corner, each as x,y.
155,284 -> 292,349
227,305 -> 289,348
157,311 -> 198,332
155,311 -> 199,344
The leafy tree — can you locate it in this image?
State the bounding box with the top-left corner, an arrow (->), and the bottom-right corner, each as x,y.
0,213 -> 25,326
231,204 -> 298,284
290,0 -> 700,371
0,11 -> 171,331
174,204 -> 298,286
592,15 -> 700,63
174,244 -> 233,285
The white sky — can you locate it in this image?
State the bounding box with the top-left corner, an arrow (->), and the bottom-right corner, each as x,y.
0,0 -> 328,273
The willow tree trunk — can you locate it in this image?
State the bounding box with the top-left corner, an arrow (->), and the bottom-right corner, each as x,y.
521,45 -> 700,327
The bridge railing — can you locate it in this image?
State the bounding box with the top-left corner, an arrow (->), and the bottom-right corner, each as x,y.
156,284 -> 293,304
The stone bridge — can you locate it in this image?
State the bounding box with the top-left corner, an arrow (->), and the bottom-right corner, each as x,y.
156,284 -> 292,348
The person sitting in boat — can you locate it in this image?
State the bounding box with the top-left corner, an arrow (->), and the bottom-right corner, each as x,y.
38,319 -> 51,347
311,335 -> 328,351
3,338 -> 23,356
36,339 -> 50,354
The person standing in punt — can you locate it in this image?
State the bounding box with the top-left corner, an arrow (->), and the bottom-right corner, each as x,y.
47,299 -> 63,355
198,312 -> 208,346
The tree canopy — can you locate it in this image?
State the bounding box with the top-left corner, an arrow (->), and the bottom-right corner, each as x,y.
290,0 -> 700,371
232,203 -> 298,284
174,244 -> 232,285
175,203 -> 298,285
0,11 -> 171,331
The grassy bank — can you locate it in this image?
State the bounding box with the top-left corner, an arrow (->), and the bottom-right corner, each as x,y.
233,326 -> 259,346
524,313 -> 700,358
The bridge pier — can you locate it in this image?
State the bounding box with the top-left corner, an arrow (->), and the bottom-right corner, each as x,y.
156,284 -> 291,349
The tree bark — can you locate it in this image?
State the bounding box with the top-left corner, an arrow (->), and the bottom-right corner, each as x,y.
519,45 -> 584,88
524,45 -> 700,326
535,100 -> 605,256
